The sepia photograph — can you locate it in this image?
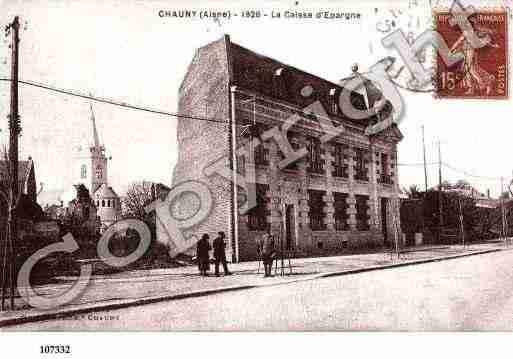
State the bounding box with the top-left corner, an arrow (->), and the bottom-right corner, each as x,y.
0,0 -> 512,352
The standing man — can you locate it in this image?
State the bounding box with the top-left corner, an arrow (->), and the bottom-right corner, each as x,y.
196,234 -> 211,277
257,233 -> 275,277
213,231 -> 232,276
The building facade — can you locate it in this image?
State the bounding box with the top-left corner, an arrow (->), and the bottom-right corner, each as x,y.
170,35 -> 403,262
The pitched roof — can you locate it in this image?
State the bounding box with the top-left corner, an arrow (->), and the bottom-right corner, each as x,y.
225,36 -> 376,125
93,183 -> 119,199
182,35 -> 400,136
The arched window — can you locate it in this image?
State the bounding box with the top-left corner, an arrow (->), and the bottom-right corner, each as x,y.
96,165 -> 103,180
102,200 -> 105,207
80,164 -> 87,179
107,199 -> 111,207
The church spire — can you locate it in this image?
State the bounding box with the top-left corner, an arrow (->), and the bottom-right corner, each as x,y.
90,103 -> 101,148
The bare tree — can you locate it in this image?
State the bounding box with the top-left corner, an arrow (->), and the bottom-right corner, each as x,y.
405,184 -> 422,199
121,181 -> 172,263
121,181 -> 158,220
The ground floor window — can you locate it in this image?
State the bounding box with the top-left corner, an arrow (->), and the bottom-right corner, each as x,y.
355,194 -> 370,231
334,192 -> 349,231
308,189 -> 326,231
247,184 -> 270,231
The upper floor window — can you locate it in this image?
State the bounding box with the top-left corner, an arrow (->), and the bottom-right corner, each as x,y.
281,133 -> 301,171
354,148 -> 369,182
329,88 -> 338,115
273,67 -> 287,99
307,137 -> 323,174
254,143 -> 269,166
332,143 -> 348,178
247,184 -> 270,231
378,153 -> 393,185
96,165 -> 103,180
80,164 -> 87,179
236,155 -> 246,176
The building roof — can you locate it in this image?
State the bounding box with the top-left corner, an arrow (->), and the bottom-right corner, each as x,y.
93,183 -> 119,199
232,42 -> 363,111
90,104 -> 102,149
189,35 -> 394,129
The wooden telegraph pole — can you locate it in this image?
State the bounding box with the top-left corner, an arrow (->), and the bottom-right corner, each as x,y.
500,177 -> 507,245
437,141 -> 443,243
422,125 -> 428,192
1,16 -> 21,311
458,199 -> 465,249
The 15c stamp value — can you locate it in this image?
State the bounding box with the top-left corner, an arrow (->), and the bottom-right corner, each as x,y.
435,9 -> 508,99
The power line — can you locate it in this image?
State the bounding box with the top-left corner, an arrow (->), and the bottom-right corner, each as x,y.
397,162 -> 437,167
0,77 -> 230,125
442,162 -> 507,181
398,161 -> 508,182
0,78 -> 509,183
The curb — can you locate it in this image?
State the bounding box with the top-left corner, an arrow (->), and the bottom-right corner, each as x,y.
0,247 -> 502,328
318,248 -> 501,279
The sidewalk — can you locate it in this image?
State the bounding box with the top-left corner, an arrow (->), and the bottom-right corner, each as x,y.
0,242 -> 506,328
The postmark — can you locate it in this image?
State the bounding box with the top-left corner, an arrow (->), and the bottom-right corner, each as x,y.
434,9 -> 508,99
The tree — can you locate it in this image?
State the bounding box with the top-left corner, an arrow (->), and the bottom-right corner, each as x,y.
121,181 -> 159,220
405,184 -> 423,199
121,181 -> 172,263
56,184 -> 99,258
456,179 -> 470,188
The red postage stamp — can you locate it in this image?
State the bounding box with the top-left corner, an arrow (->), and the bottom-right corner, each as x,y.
434,9 -> 508,99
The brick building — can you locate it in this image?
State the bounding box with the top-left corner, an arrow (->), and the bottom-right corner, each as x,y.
170,35 -> 403,262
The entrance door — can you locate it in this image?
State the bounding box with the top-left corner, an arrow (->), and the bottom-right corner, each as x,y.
285,204 -> 295,250
381,198 -> 388,246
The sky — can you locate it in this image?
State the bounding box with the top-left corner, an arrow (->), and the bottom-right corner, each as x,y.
0,0 -> 511,205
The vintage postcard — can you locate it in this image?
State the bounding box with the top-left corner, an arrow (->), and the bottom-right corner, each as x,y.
0,0 -> 512,350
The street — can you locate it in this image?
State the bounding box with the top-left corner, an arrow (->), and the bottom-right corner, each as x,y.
9,249 -> 513,331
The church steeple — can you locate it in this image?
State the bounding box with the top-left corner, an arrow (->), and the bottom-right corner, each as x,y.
88,104 -> 108,193
90,104 -> 102,150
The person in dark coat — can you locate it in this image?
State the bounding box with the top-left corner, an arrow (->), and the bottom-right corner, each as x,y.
196,234 -> 211,276
213,231 -> 232,276
257,233 -> 275,277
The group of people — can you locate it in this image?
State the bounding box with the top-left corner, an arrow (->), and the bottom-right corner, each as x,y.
195,231 -> 278,278
196,231 -> 232,277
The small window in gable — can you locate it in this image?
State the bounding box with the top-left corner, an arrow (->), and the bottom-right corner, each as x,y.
273,67 -> 288,99
329,88 -> 338,115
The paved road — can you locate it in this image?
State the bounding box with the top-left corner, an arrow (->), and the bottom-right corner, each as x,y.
10,249 -> 513,331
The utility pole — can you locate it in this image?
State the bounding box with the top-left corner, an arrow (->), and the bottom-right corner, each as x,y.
501,177 -> 506,245
458,199 -> 465,249
438,140 -> 443,243
2,16 -> 21,311
422,125 -> 428,192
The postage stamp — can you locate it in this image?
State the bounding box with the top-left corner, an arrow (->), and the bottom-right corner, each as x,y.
434,9 -> 508,99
